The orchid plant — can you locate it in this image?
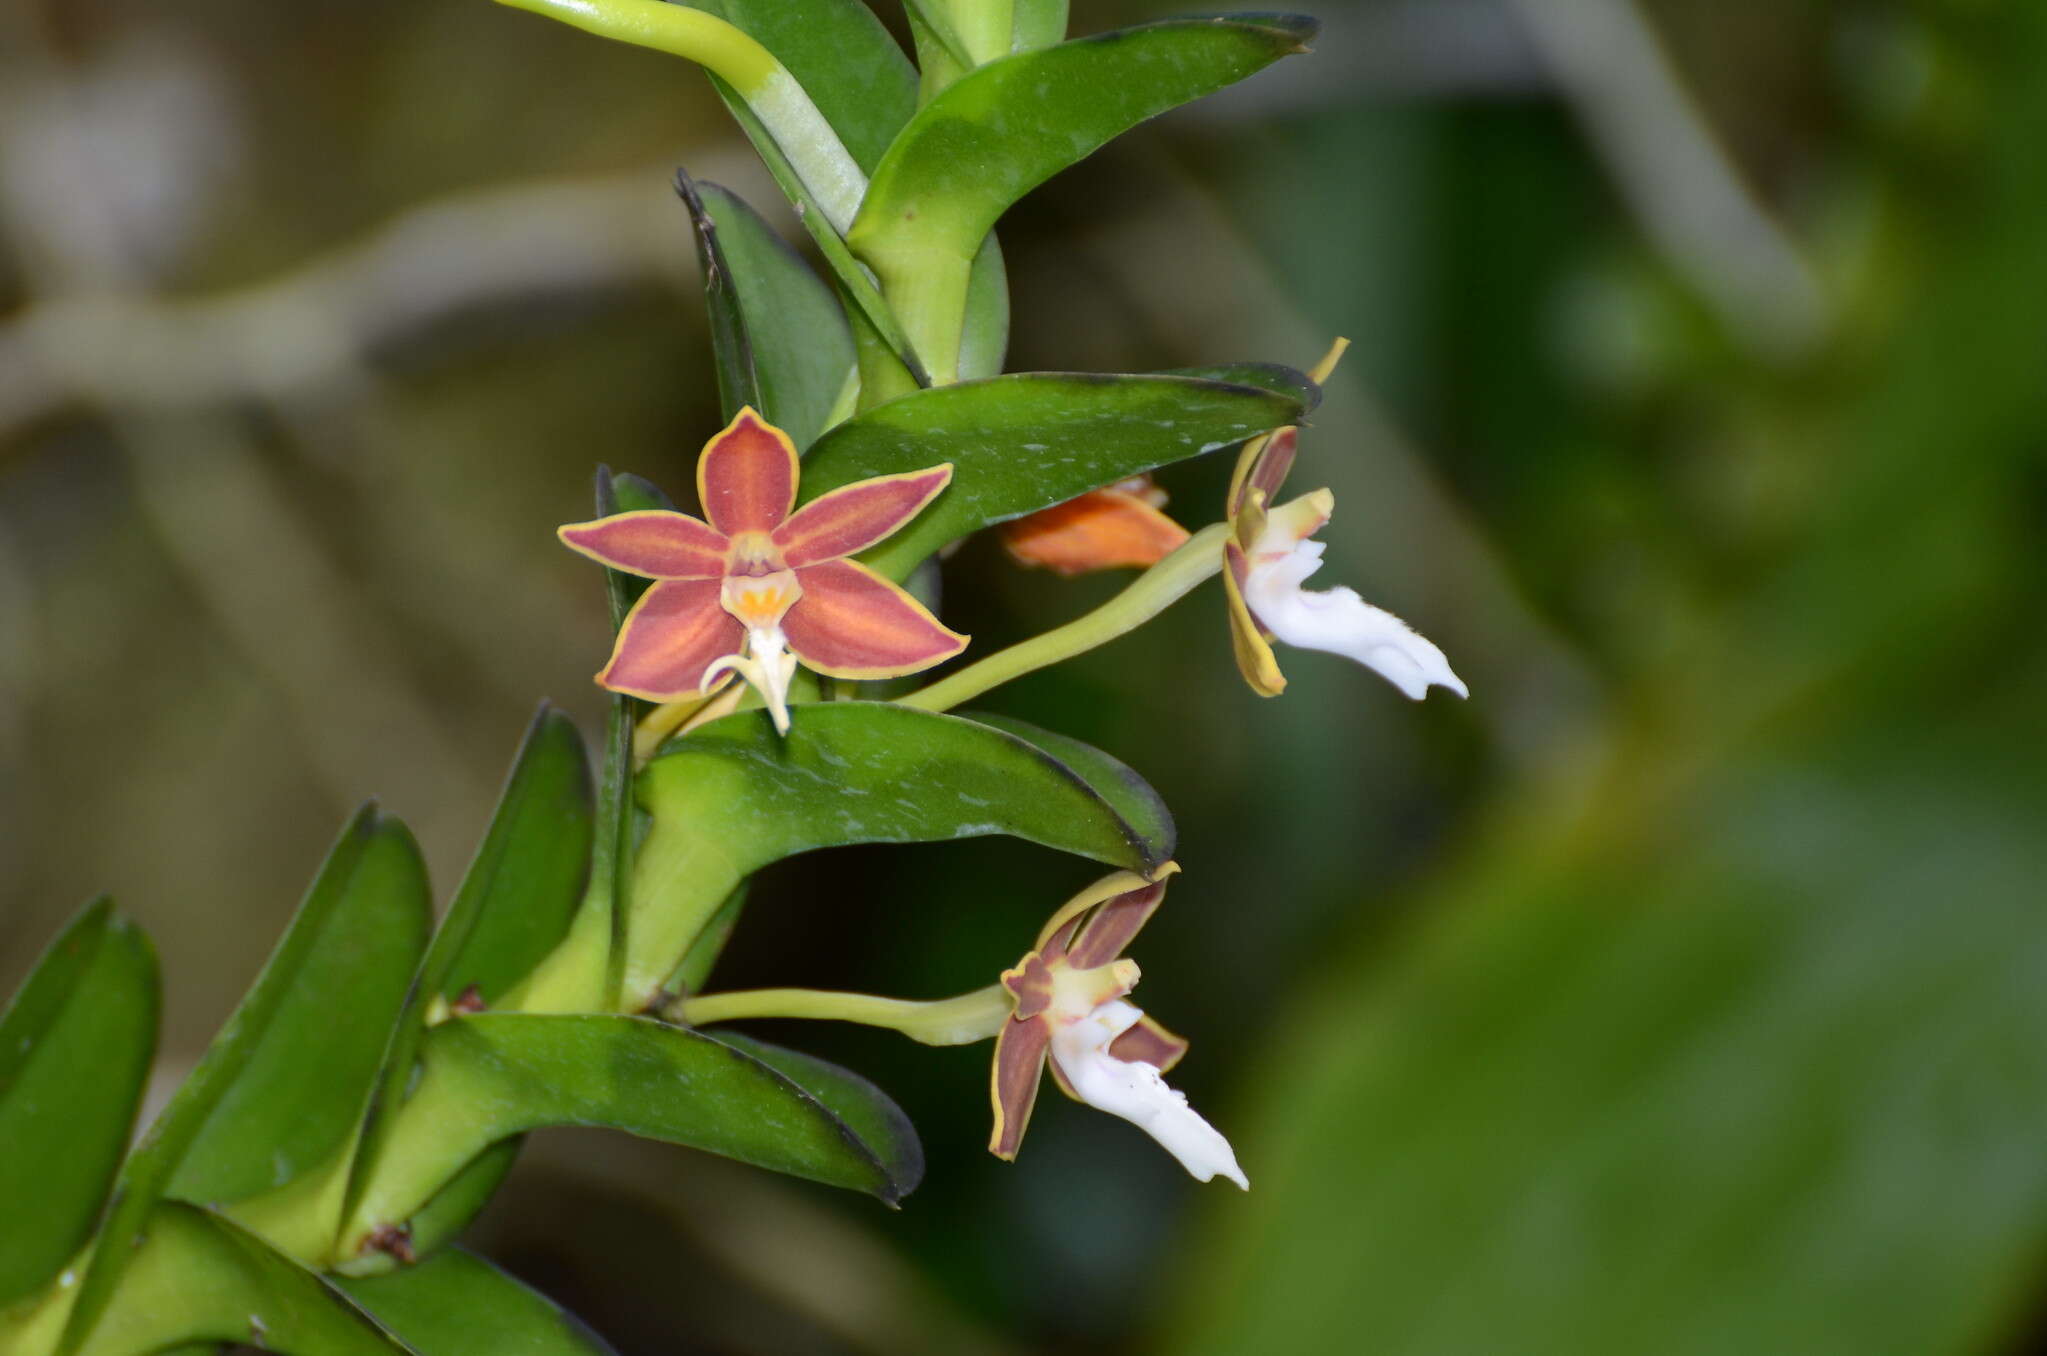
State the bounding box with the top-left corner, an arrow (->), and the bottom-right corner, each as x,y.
0,0 -> 1464,1350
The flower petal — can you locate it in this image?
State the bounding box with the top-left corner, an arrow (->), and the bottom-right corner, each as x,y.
1066,878 -> 1168,969
557,510 -> 727,579
773,465 -> 953,568
782,558 -> 967,679
1227,426 -> 1297,524
1223,540 -> 1288,697
1109,1013 -> 1189,1074
1244,539 -> 1467,701
1050,999 -> 1246,1189
1031,869 -> 1164,957
1000,488 -> 1191,577
988,1015 -> 1051,1161
595,578 -> 744,701
697,407 -> 800,535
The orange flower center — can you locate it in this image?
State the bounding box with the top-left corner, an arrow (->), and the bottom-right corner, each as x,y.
719,568 -> 802,631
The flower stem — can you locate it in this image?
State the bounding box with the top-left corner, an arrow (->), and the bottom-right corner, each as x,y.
899,520 -> 1230,713
677,983 -> 1013,1045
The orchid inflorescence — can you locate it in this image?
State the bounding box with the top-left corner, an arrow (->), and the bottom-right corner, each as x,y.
0,2 -> 1471,1348
583,336 -> 1463,1187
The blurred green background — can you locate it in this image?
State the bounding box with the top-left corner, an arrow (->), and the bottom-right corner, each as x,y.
5,0 -> 2047,1351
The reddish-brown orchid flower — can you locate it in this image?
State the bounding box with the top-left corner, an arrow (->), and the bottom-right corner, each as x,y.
989,868 -> 1246,1188
1000,475 -> 1190,576
559,408 -> 967,731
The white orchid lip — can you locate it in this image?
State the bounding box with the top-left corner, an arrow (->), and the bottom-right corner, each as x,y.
1242,513 -> 1468,702
1048,997 -> 1248,1189
702,624 -> 799,734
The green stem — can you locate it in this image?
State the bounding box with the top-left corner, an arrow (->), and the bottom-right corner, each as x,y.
859,247 -> 973,387
678,984 -> 1012,1045
949,0 -> 1014,64
900,521 -> 1230,712
495,0 -> 867,233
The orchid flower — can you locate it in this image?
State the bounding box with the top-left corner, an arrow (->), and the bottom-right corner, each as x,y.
1001,475 -> 1191,576
991,870 -> 1247,1189
559,408 -> 967,731
1221,421 -> 1467,701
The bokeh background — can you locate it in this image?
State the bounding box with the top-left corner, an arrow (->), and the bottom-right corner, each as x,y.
5,0 -> 2047,1351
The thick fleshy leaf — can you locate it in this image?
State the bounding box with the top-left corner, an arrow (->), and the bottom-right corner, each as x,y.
0,900 -> 157,1307
164,814 -> 431,1208
846,16 -> 1317,365
783,558 -> 967,677
431,708 -> 596,1007
1011,0 -> 1067,52
679,170 -> 765,424
708,1032 -> 923,1198
342,1013 -> 920,1252
798,368 -> 1316,578
401,1140 -> 523,1264
682,176 -> 856,451
1168,361 -> 1326,402
557,510 -> 727,580
338,1247 -> 616,1355
773,466 -> 952,568
62,1203 -> 410,1356
697,408 -> 800,535
958,233 -> 1010,382
963,713 -> 1177,865
598,577 -> 741,701
60,810 -> 429,1356
621,702 -> 1175,1004
345,710 -> 593,1250
667,883 -> 750,997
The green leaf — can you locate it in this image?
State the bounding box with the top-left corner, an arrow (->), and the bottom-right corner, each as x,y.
710,1031 -> 923,1198
677,170 -> 765,424
1166,361 -> 1329,402
682,175 -> 857,450
345,1013 -> 921,1246
798,368 -> 1316,578
1011,0 -> 1068,53
957,233 -> 1010,382
668,882 -> 750,997
851,14 -> 1315,250
401,1140 -> 523,1263
65,1203 -> 410,1356
846,15 -> 1318,367
60,809 -> 429,1355
0,900 -> 157,1307
432,707 -> 596,1007
165,814 -> 430,1207
685,0 -> 915,174
345,709 -> 592,1246
618,702 -> 1173,1003
960,713 -> 1175,863
899,0 -> 974,73
338,1247 -> 616,1355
